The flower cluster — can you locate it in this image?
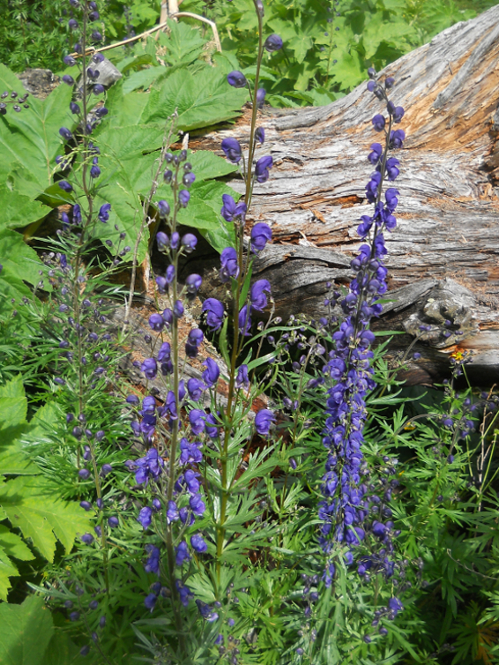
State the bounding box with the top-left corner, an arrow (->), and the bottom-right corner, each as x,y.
0,89 -> 30,115
317,70 -> 406,616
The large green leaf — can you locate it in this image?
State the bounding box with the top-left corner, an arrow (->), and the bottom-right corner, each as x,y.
0,596 -> 53,665
0,526 -> 34,601
0,187 -> 50,230
0,64 -> 73,197
142,67 -> 248,131
0,476 -> 92,562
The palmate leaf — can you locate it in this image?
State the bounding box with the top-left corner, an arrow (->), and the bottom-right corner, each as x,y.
0,187 -> 50,230
0,378 -> 91,594
0,63 -> 73,197
0,596 -> 53,665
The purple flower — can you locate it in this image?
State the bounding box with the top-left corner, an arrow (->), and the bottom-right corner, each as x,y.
70,102 -> 80,114
158,200 -> 170,217
372,114 -> 385,132
238,304 -> 252,336
187,378 -> 205,401
256,88 -> 266,108
144,545 -> 161,574
108,516 -> 119,528
255,409 -> 275,436
186,328 -> 204,358
390,129 -> 405,149
157,342 -> 171,363
250,222 -> 272,252
162,309 -> 173,326
264,34 -> 283,52
138,506 -> 153,529
148,313 -> 164,331
176,580 -> 193,606
81,533 -> 94,544
235,364 -> 249,389
221,138 -> 242,164
368,143 -> 383,165
255,127 -> 265,144
173,300 -> 184,318
202,358 -> 219,388
189,409 -> 206,435
196,600 -> 219,622
202,298 -> 224,330
191,533 -> 208,553
255,155 -> 273,183
64,55 -> 76,66
80,501 -> 92,511
181,233 -> 197,251
62,75 -> 74,85
141,358 -> 158,379
189,492 -> 206,515
227,71 -> 247,88
98,203 -> 111,222
205,413 -> 219,438
144,593 -> 157,611
388,597 -> 404,617
68,18 -> 78,29
220,247 -> 239,282
134,448 -> 164,484
221,194 -> 246,222
392,106 -> 404,123
93,84 -> 105,95
250,279 -> 271,311
167,501 -> 179,522
58,181 -> 73,192
385,157 -> 400,181
176,540 -> 191,566
179,190 -> 190,208
186,273 -> 202,294
182,172 -> 196,188
79,468 -> 90,480
156,232 -> 169,249
171,232 -> 180,249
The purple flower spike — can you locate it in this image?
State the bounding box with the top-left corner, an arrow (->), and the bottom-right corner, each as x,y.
202,298 -> 224,331
220,247 -> 239,282
221,138 -> 242,164
255,409 -> 275,436
250,279 -> 271,311
250,222 -> 272,252
227,71 -> 247,88
179,190 -> 190,208
255,155 -> 273,183
202,357 -> 220,388
191,533 -> 208,553
264,34 -> 283,52
372,114 -> 386,132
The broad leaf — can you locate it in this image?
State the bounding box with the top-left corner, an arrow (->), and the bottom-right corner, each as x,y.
0,526 -> 34,601
0,596 -> 53,665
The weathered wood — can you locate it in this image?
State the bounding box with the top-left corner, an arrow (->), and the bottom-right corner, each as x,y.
183,4 -> 499,386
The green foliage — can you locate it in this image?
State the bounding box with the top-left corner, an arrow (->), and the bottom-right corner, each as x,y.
0,377 -> 92,599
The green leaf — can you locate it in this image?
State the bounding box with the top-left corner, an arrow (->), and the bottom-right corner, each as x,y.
0,65 -> 73,196
0,596 -> 53,665
0,526 -> 34,601
142,67 -> 248,132
157,20 -> 207,67
0,476 -> 92,561
0,187 -> 50,230
123,65 -> 168,94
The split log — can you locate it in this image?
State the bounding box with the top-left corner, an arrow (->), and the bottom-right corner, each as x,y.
182,4 -> 499,387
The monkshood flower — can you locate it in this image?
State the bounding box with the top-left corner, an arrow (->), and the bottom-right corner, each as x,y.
235,364 -> 249,389
317,73 -> 406,596
131,448 -> 164,485
255,155 -> 273,183
256,88 -> 266,108
264,34 -> 283,52
221,194 -> 246,222
220,247 -> 239,282
221,138 -> 242,164
202,298 -> 224,330
250,222 -> 272,252
238,304 -> 252,336
227,71 -> 247,88
255,409 -> 275,436
202,358 -> 220,388
98,203 -> 111,222
250,279 -> 271,311
255,127 -> 265,144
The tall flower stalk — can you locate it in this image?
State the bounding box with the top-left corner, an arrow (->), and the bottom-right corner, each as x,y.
318,69 -> 406,599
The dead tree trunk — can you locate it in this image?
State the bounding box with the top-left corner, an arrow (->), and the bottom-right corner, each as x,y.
183,4 -> 499,387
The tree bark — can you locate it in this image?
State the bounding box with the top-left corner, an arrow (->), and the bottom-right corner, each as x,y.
183,4 -> 499,387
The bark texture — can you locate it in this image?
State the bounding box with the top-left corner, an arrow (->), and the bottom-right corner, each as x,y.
184,4 -> 499,386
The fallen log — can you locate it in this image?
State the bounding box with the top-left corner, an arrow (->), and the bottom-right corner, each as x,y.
182,4 -> 499,387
